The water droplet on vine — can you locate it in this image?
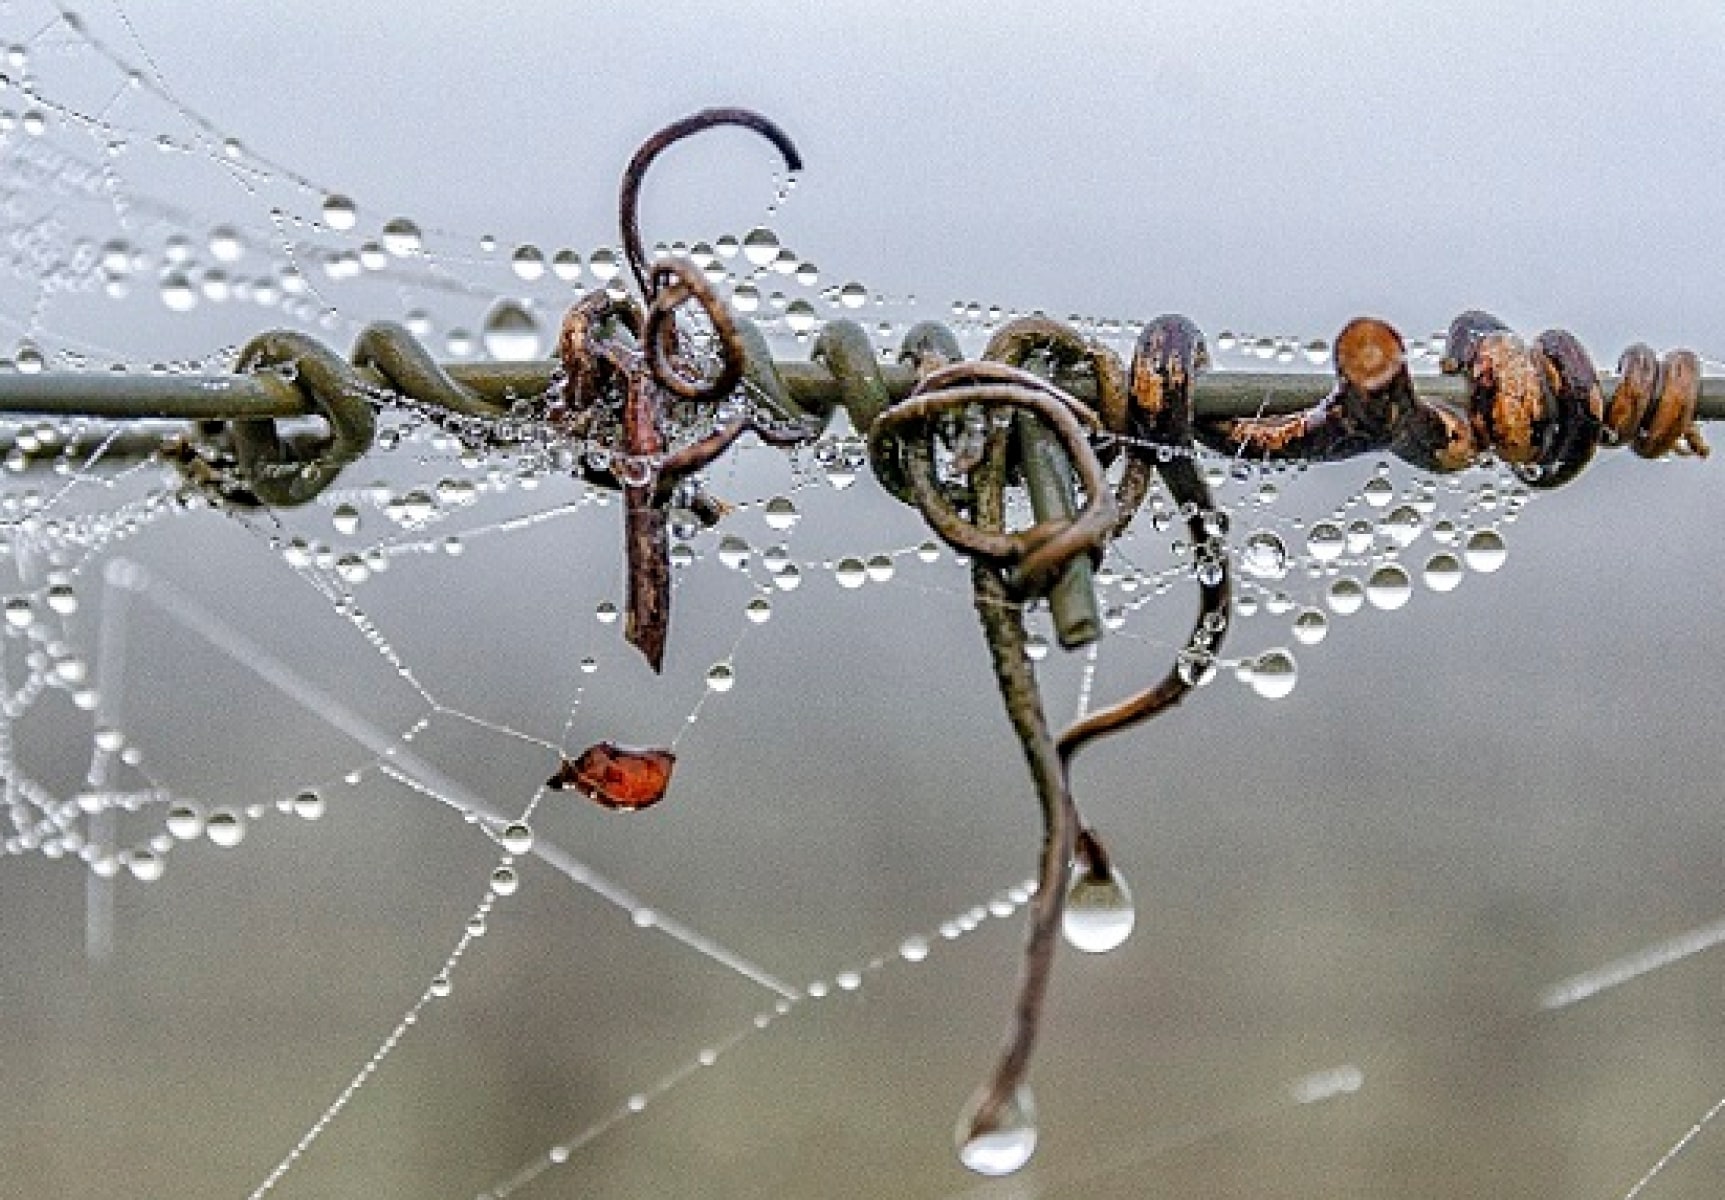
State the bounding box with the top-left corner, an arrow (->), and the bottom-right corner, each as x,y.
956,1084 -> 1037,1176
1062,864 -> 1135,953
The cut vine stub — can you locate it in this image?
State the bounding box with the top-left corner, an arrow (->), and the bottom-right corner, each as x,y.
547,743 -> 677,811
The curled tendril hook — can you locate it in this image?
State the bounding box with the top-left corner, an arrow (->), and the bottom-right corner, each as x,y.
618,108 -> 802,403
868,315 -> 1233,1173
551,109 -> 806,673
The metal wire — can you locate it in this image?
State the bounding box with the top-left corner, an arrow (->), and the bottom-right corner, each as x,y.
6,352 -> 1723,424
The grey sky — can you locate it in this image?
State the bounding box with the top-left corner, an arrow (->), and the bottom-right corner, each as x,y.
118,0 -> 1725,355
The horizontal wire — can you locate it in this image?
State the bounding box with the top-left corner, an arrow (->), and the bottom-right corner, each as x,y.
5,358 -> 1724,424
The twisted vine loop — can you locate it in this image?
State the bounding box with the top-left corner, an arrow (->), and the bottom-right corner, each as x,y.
550,108 -> 805,671
868,314 -> 1230,1163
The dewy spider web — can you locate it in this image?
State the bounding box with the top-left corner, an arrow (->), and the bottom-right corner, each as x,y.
6,3 -> 1725,1198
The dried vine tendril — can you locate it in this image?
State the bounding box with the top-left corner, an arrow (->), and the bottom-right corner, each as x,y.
869,314 -> 1232,1174
552,107 -> 809,673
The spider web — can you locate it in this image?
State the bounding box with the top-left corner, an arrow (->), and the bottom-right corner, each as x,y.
4,4 -> 1725,1199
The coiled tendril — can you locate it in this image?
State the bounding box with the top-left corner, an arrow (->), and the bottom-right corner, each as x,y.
551,108 -> 808,671
868,313 -> 1232,1170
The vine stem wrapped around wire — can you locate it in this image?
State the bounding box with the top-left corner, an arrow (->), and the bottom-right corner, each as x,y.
1199,312 -> 1708,482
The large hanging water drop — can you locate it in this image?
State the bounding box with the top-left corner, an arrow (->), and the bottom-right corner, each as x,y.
956,1084 -> 1038,1176
1062,863 -> 1135,953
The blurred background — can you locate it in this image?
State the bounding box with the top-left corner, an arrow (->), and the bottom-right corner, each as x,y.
3,2 -> 1725,1197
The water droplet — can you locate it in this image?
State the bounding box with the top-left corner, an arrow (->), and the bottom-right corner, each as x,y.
46,582 -> 76,615
834,557 -> 866,588
1250,648 -> 1298,699
499,822 -> 533,855
1423,552 -> 1463,592
1307,520 -> 1345,563
595,601 -> 619,625
490,865 -> 519,896
208,225 -> 244,262
380,217 -> 421,256
335,554 -> 369,585
706,662 -> 736,692
784,299 -> 818,334
205,808 -> 245,848
717,535 -> 750,570
956,1084 -> 1037,1176
899,935 -> 930,963
588,247 -> 620,282
1362,475 -> 1394,508
762,495 -> 799,531
1292,607 -> 1328,645
1176,647 -> 1218,686
1464,528 -> 1507,573
1365,564 -> 1412,611
292,790 -> 325,820
1062,864 -> 1135,953
165,803 -> 204,840
3,596 -> 31,627
741,226 -> 779,267
127,850 -> 164,882
481,300 -> 543,362
159,272 -> 197,312
1241,531 -> 1288,580
1327,576 -> 1365,615
322,194 -> 357,230
330,503 -> 361,535
510,244 -> 545,281
551,248 -> 582,281
745,596 -> 772,623
838,281 -> 868,309
1381,503 -> 1424,548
